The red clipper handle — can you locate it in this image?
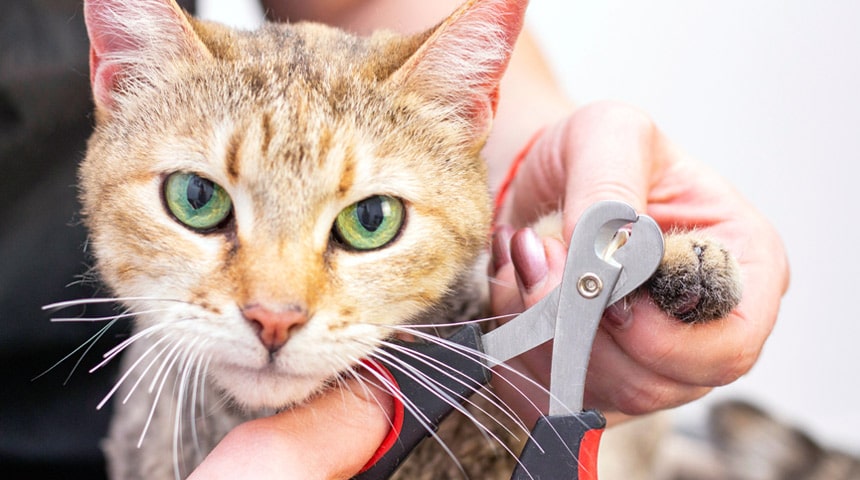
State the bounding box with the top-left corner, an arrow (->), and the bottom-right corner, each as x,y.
353,324 -> 490,479
511,410 -> 605,480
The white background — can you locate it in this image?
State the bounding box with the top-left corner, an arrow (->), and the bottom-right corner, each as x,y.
198,0 -> 860,452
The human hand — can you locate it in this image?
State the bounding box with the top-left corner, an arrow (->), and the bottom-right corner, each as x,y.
488,101 -> 789,425
189,376 -> 393,480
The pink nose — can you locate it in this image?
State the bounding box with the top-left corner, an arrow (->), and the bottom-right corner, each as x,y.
242,305 -> 308,352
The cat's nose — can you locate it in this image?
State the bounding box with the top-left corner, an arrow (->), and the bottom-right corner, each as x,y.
241,304 -> 308,353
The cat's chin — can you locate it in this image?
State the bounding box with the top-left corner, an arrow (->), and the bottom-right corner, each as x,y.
211,364 -> 328,411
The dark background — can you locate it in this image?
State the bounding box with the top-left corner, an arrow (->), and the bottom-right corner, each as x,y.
0,1 -> 193,476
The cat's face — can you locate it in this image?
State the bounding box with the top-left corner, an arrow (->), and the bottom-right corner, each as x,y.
81,0 -> 522,409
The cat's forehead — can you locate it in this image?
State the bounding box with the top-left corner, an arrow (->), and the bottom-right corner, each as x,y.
87,16 -> 486,237
194,20 -> 408,98
126,26 -> 380,165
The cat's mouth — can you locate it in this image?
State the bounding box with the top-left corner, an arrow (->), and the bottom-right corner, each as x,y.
219,360 -> 310,379
212,361 -> 333,409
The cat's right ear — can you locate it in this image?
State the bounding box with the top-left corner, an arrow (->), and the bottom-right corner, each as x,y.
84,0 -> 212,120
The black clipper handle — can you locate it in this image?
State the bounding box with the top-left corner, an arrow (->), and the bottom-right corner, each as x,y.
511,410 -> 605,480
354,324 -> 491,480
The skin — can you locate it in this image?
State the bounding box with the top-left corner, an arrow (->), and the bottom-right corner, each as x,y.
189,376 -> 393,480
194,0 -> 790,477
489,103 -> 789,426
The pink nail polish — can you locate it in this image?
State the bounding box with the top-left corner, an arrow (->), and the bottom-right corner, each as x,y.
510,228 -> 548,291
491,225 -> 514,275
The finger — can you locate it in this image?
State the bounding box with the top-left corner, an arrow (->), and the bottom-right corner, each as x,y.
190,378 -> 393,480
488,225 -> 524,319
606,292 -> 769,388
509,229 -> 567,308
557,102 -> 666,239
488,225 -> 569,324
506,102 -> 665,238
492,319 -> 711,422
609,164 -> 788,387
585,326 -> 712,415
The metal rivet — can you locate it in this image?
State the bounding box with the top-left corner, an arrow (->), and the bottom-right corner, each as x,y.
577,273 -> 603,298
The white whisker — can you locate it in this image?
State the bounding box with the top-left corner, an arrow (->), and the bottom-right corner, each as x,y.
369,347 -> 517,456
97,334 -> 170,410
390,325 -> 559,416
41,296 -> 189,312
380,312 -> 519,330
428,330 -> 595,460
173,338 -> 201,480
370,328 -> 551,478
149,341 -> 183,394
340,360 -> 383,415
378,339 -> 528,440
32,318 -> 118,383
122,338 -> 176,405
387,325 -> 584,457
356,357 -> 469,479
51,307 -> 171,323
189,342 -> 208,461
368,349 -> 489,474
92,323 -> 167,373
139,339 -> 185,448
197,354 -> 214,434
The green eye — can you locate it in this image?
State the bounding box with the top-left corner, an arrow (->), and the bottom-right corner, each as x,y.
163,172 -> 233,231
333,195 -> 405,250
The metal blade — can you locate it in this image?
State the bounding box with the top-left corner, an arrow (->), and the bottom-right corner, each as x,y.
480,202 -> 665,415
481,288 -> 560,366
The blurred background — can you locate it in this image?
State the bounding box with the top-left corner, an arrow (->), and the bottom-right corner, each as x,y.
198,0 -> 860,452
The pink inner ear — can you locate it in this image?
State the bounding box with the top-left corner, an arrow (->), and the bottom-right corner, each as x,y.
85,0 -> 147,111
88,34 -> 135,111
393,0 -> 529,138
84,0 -> 210,114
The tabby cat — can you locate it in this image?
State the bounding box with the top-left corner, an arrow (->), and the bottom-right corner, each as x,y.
69,0 -> 741,478
597,400 -> 860,480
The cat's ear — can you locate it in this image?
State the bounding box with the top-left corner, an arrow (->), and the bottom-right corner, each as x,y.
389,0 -> 528,143
84,0 -> 212,119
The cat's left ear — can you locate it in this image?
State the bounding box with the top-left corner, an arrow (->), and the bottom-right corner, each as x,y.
389,0 -> 528,143
84,0 -> 212,119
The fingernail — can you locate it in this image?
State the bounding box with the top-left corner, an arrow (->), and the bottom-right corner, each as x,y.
510,228 -> 548,291
490,225 -> 514,276
605,299 -> 633,329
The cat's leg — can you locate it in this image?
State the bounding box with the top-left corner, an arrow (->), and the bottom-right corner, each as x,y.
530,211 -> 741,324
647,231 -> 741,323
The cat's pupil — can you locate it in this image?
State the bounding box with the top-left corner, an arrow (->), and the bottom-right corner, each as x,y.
356,198 -> 385,232
187,176 -> 214,210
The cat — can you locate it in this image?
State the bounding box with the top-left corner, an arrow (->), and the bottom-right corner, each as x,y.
69,0 -> 741,478
597,400 -> 860,480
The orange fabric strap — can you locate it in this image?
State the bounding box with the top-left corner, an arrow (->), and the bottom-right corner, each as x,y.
357,359 -> 405,473
493,128 -> 544,221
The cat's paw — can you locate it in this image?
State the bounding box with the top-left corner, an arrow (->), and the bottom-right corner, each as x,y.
646,231 -> 742,323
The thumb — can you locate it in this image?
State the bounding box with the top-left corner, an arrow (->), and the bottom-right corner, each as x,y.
190,377 -> 394,480
507,102 -> 663,240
